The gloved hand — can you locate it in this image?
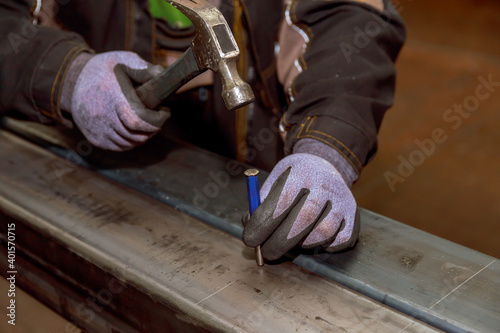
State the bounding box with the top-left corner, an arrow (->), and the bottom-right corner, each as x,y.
242,139 -> 360,261
62,51 -> 170,151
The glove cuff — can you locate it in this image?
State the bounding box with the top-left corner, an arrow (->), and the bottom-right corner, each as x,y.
60,52 -> 94,113
293,138 -> 358,188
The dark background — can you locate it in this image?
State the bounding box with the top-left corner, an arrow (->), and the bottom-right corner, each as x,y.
352,0 -> 500,258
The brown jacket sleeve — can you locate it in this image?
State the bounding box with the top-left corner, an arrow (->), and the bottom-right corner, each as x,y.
279,0 -> 405,174
0,0 -> 91,124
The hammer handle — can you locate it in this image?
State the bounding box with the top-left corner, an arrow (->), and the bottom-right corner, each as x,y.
135,48 -> 203,110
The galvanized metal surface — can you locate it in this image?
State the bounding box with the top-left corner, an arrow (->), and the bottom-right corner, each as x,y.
2,118 -> 500,332
0,130 -> 439,332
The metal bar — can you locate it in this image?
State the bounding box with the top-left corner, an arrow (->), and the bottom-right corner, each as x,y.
1,118 -> 499,333
0,130 -> 439,332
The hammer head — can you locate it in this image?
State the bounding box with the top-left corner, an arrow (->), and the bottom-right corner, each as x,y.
167,0 -> 255,111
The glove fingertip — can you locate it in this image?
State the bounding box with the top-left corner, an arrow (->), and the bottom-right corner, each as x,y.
242,206 -> 274,247
260,242 -> 285,261
242,229 -> 260,248
325,209 -> 361,252
325,237 -> 357,253
241,211 -> 250,227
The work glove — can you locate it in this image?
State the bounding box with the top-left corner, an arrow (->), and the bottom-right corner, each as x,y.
61,51 -> 170,151
242,138 -> 360,261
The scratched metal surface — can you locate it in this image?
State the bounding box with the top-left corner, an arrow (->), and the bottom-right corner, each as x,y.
0,130 -> 440,333
2,118 -> 500,333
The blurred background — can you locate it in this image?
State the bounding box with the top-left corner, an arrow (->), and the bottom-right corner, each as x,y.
352,0 -> 500,258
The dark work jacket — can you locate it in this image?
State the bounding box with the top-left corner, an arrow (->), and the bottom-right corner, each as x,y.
0,0 -> 405,172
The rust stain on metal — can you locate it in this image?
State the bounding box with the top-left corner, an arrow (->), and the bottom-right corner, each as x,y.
400,254 -> 423,272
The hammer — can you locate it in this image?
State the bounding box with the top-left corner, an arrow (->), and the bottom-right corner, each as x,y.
135,0 -> 254,121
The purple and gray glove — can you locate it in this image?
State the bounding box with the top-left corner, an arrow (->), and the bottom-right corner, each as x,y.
242,139 -> 360,261
61,51 -> 170,151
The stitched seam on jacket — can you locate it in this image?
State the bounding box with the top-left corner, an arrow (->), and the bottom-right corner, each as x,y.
49,43 -> 81,120
50,44 -> 80,114
296,116 -> 363,171
300,134 -> 360,174
308,130 -> 362,169
281,115 -> 290,127
305,115 -> 315,132
296,115 -> 312,138
56,46 -> 87,118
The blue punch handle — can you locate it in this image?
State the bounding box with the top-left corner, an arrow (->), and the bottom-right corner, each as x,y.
245,169 -> 261,215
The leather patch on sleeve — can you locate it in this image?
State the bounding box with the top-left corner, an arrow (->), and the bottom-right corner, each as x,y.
35,0 -> 63,28
277,16 -> 306,96
277,0 -> 311,100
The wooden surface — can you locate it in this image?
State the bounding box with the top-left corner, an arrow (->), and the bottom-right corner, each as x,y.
2,119 -> 499,333
0,130 -> 439,332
